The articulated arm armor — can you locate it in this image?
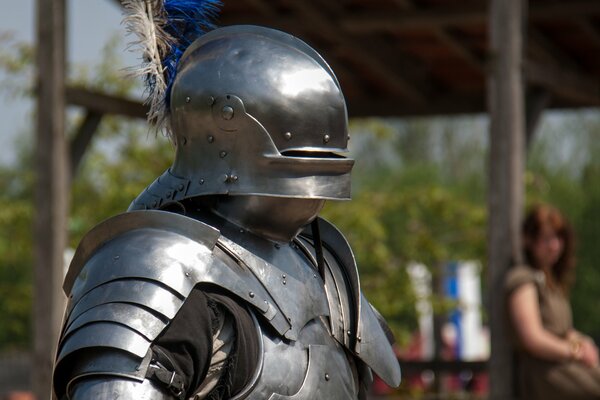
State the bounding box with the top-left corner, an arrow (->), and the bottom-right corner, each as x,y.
53,211 -> 400,399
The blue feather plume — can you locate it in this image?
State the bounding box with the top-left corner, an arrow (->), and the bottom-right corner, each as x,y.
162,0 -> 222,106
123,0 -> 222,135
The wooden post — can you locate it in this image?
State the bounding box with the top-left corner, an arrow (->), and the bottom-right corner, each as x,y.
34,0 -> 67,398
487,0 -> 526,399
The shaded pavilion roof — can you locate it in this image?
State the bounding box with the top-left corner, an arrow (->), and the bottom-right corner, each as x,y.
215,0 -> 600,118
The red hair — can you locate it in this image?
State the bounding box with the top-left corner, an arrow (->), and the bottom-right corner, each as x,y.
522,204 -> 576,293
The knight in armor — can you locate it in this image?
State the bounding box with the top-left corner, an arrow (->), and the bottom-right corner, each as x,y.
52,2 -> 401,399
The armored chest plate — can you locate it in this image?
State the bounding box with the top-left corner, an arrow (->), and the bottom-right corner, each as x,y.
239,316 -> 358,400
209,230 -> 359,399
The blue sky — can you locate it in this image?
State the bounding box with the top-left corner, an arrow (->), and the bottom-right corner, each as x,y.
0,0 -> 138,165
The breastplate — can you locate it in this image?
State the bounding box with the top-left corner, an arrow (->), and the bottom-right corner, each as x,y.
237,316 -> 358,400
212,228 -> 360,400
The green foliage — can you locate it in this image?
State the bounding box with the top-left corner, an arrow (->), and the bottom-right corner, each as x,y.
0,166 -> 34,349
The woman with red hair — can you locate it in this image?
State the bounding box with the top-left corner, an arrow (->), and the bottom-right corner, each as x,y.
506,204 -> 600,399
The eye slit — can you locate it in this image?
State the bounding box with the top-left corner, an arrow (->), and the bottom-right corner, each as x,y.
281,151 -> 345,159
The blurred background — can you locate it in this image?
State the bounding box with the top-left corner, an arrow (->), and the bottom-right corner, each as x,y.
0,1 -> 599,399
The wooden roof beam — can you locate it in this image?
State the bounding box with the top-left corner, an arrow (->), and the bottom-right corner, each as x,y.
390,0 -> 414,9
432,28 -> 485,72
65,86 -> 148,119
243,0 -> 276,17
527,28 -> 583,73
347,93 -> 485,117
578,19 -> 600,47
524,60 -> 600,106
341,0 -> 600,33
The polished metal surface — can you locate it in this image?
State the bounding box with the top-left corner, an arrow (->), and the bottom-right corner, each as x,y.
294,236 -> 346,344
209,195 -> 325,243
217,234 -> 329,341
129,25 -> 354,212
355,295 -> 402,387
64,210 -> 220,294
242,318 -> 358,400
58,322 -> 151,362
300,218 -> 362,344
54,348 -> 151,399
63,210 -> 284,323
297,218 -> 401,387
68,377 -> 172,400
68,228 -> 210,303
67,279 -> 183,323
64,302 -> 167,341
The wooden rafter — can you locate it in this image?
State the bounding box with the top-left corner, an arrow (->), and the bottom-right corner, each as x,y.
577,19 -> 600,47
243,0 -> 275,16
528,28 -> 583,73
70,112 -> 104,175
65,87 -> 148,119
525,60 -> 600,106
432,28 -> 485,72
341,0 -> 600,33
347,93 -> 484,117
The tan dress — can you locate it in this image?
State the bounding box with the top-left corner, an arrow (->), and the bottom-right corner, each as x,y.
505,265 -> 600,400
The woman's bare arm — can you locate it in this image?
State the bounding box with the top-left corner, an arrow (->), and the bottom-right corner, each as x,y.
508,283 -> 576,362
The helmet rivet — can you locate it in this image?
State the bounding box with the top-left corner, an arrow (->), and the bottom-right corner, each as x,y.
181,136 -> 187,145
284,132 -> 292,140
199,179 -> 205,185
207,135 -> 214,143
185,96 -> 191,103
323,134 -> 330,143
224,174 -> 237,183
221,105 -> 234,120
220,151 -> 227,158
249,291 -> 255,298
177,184 -> 184,191
347,135 -> 351,141
207,96 -> 215,106
325,373 -> 330,381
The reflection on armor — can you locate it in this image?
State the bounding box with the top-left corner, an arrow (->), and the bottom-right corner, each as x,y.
52,24 -> 400,400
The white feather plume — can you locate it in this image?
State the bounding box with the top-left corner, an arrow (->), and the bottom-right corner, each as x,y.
122,0 -> 173,135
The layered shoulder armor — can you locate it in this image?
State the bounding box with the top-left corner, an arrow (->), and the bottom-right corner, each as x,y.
54,210 -> 288,398
297,218 -> 401,387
